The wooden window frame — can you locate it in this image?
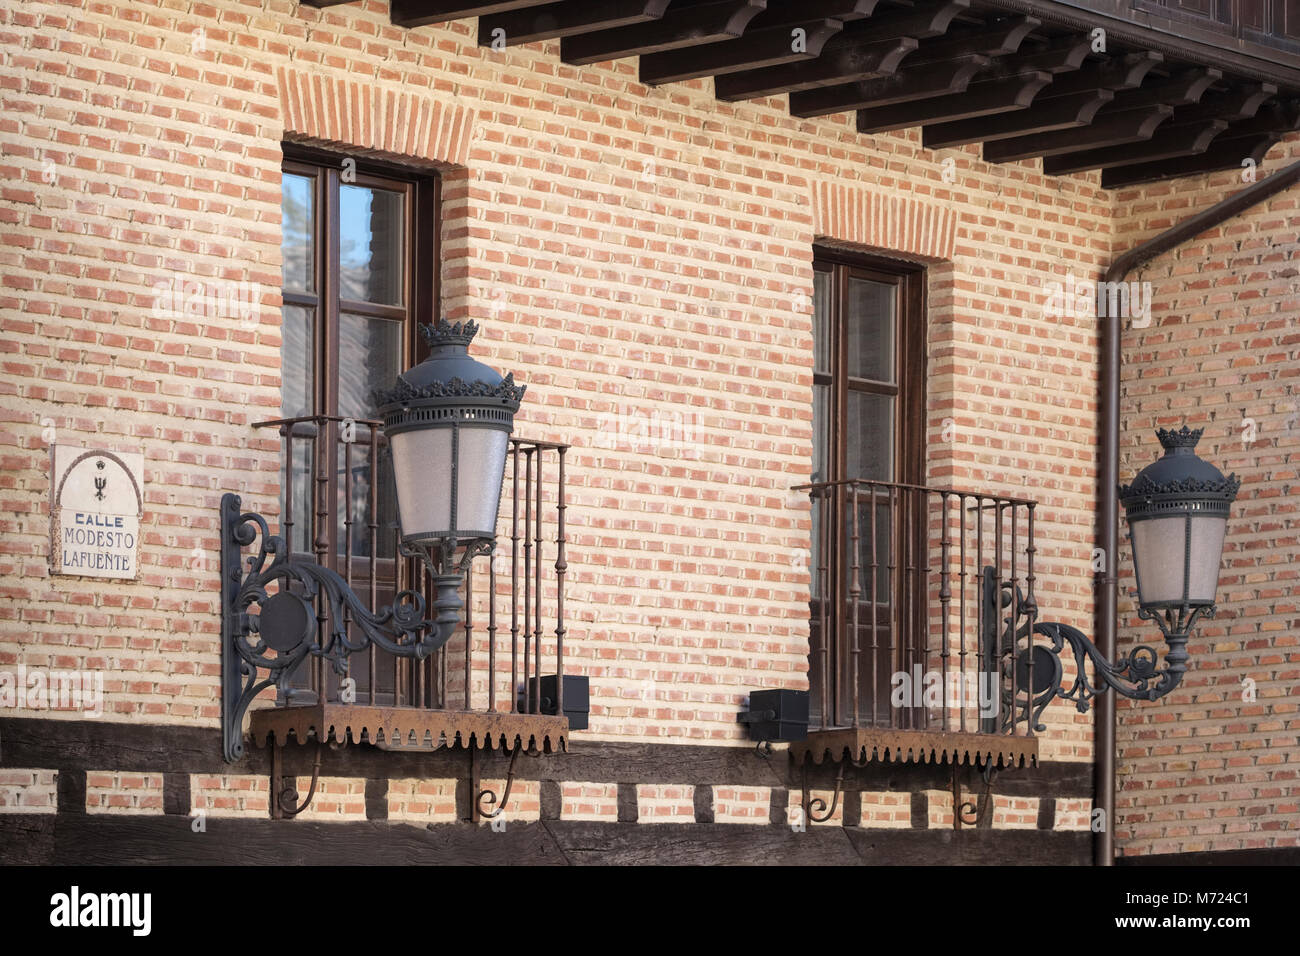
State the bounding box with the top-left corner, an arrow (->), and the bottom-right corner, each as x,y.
810,245 -> 927,727
812,245 -> 927,489
279,145 -> 440,705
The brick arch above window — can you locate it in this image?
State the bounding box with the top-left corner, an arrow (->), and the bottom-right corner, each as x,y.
811,182 -> 957,263
277,67 -> 475,169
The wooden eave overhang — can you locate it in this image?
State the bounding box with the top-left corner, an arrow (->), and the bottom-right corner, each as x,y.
306,0 -> 1300,188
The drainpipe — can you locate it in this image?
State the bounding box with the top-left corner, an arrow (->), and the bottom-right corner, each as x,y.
1095,156 -> 1300,866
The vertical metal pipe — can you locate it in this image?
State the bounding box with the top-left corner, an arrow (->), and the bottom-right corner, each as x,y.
368,433 -> 378,706
313,417 -> 329,700
534,448 -> 544,716
1005,501 -> 1018,736
975,496 -> 984,728
869,484 -> 878,728
849,482 -> 861,728
887,485 -> 898,731
816,487 -> 830,730
1025,503 -> 1037,739
282,425 -> 295,553
958,494 -> 967,734
939,491 -> 951,732
523,448 -> 533,712
510,442 -> 520,713
488,542 -> 497,713
555,446 -> 568,718
464,563 -> 473,711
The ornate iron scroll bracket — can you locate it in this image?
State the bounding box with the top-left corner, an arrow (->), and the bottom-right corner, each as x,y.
220,493 -> 458,762
800,762 -> 846,825
953,759 -> 996,829
984,565 -> 1212,733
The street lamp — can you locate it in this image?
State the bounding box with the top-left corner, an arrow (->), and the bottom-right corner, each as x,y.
1010,426 -> 1239,727
375,318 -> 525,642
1120,425 -> 1239,636
219,318 -> 525,760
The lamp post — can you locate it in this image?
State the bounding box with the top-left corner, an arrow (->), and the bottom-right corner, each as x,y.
219,318 -> 524,760
1009,426 -> 1239,728
375,319 -> 525,642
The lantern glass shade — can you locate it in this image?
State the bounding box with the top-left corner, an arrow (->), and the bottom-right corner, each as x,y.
1119,427 -> 1239,614
375,319 -> 525,552
388,426 -> 509,543
1129,511 -> 1228,608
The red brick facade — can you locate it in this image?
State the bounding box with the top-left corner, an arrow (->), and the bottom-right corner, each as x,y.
0,0 -> 1294,861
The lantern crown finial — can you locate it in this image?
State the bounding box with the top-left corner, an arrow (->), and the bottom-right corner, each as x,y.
1155,425 -> 1203,451
418,318 -> 480,350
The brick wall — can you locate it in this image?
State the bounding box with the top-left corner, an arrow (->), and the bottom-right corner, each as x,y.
0,0 -> 1108,762
1109,139 -> 1300,857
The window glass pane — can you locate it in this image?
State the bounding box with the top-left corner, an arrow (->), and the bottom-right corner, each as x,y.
338,441 -> 397,559
340,185 -> 404,306
812,383 -> 830,485
338,312 -> 404,558
280,304 -> 314,419
813,270 -> 831,376
281,174 -> 315,293
846,391 -> 893,482
338,312 -> 404,420
846,277 -> 894,383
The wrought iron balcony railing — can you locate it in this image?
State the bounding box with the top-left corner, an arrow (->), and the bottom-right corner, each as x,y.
247,414 -> 570,718
220,414 -> 572,817
796,477 -> 1043,768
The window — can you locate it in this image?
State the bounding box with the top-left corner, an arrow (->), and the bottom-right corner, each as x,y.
808,248 -> 926,727
278,148 -> 439,705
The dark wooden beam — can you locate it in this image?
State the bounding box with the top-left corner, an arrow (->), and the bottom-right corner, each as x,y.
921,51 -> 1161,148
792,53 -> 990,117
478,0 -> 672,46
893,15 -> 1040,66
976,35 -> 1092,79
1031,50 -> 1163,100
638,0 -> 887,84
1166,83 -> 1278,126
1101,134 -> 1278,188
1095,68 -> 1221,115
941,0 -> 1300,89
560,0 -> 767,65
790,16 -> 1039,119
857,70 -> 1051,132
391,0 -> 550,29
983,104 -> 1174,162
1041,81 -> 1275,176
712,0 -> 967,101
640,17 -> 847,85
1042,120 -> 1228,175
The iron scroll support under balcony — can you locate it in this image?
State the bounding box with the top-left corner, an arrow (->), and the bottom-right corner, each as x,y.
219,492 -> 450,763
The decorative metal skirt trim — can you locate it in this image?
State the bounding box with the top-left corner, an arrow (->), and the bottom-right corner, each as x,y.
248,704 -> 569,754
791,729 -> 1038,768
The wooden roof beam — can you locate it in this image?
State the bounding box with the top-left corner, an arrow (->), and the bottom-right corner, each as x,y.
478,0 -> 672,46
983,104 -> 1174,162
561,0 -> 768,65
392,0 -> 551,29
641,17 -> 848,85
1040,82 -> 1276,176
711,0 -> 968,101
791,16 -> 1038,119
793,53 -> 990,117
921,51 -> 1161,148
857,70 -> 1051,132
1043,120 -> 1229,175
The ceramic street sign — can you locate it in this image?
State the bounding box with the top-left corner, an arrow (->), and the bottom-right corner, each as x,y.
50,446 -> 144,580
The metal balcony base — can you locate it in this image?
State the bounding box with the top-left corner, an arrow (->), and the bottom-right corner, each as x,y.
792,728 -> 1038,768
248,703 -> 569,754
